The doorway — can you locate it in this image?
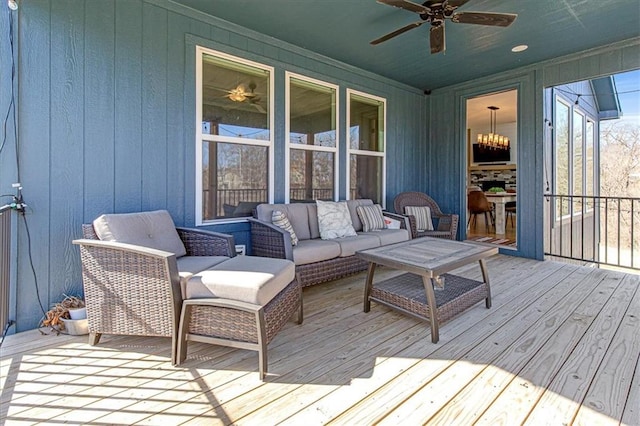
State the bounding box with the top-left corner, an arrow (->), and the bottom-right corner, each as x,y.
466,89 -> 518,248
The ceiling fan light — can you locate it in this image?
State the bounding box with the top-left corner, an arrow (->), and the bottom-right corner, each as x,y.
228,93 -> 246,102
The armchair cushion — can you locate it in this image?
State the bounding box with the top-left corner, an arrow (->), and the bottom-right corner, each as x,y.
93,210 -> 187,257
405,206 -> 434,231
316,200 -> 357,240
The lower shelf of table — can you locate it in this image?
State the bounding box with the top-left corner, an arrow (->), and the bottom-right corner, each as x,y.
369,272 -> 489,325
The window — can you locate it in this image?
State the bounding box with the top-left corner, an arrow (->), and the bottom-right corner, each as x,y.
573,110 -> 584,214
196,47 -> 273,223
286,73 -> 338,202
347,90 -> 386,205
555,98 -> 570,217
554,94 -> 597,219
585,120 -> 595,197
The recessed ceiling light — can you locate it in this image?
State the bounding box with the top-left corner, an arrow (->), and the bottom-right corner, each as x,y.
511,44 -> 528,53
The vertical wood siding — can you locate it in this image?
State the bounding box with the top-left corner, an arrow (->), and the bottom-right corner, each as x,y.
1,0 -> 637,330
1,0 -> 426,330
427,40 -> 639,259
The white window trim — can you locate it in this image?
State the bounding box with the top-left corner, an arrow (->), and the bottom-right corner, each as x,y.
195,46 -> 275,225
285,71 -> 340,203
554,95 -> 572,222
346,88 -> 387,208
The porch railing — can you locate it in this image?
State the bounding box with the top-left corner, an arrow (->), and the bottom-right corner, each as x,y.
544,194 -> 640,270
0,205 -> 12,335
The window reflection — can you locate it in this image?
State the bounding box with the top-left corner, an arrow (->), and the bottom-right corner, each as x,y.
198,48 -> 272,221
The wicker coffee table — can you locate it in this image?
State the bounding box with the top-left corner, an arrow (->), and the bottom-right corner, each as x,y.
357,237 -> 498,343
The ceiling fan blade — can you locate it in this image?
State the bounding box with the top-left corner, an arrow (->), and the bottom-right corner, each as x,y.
445,0 -> 471,8
430,24 -> 445,54
371,21 -> 425,45
252,103 -> 267,114
377,0 -> 429,14
452,12 -> 517,27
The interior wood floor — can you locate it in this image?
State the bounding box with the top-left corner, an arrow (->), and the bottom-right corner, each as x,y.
466,212 -> 517,242
2,255 -> 639,425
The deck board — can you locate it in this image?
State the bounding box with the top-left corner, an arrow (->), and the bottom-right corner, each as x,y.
1,256 -> 639,425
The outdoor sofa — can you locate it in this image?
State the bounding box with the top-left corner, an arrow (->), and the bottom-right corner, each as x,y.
249,199 -> 411,288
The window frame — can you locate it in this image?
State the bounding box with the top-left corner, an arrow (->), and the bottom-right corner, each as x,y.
195,46 -> 275,225
346,88 -> 387,207
285,71 -> 340,203
553,92 -> 598,221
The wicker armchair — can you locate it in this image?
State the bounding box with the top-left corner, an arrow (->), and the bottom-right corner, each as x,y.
393,192 -> 459,240
73,219 -> 235,365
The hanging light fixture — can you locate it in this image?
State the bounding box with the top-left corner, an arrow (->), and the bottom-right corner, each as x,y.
477,106 -> 510,150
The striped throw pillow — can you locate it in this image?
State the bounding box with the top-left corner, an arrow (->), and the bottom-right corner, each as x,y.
272,210 -> 298,245
405,206 -> 434,231
356,204 -> 386,232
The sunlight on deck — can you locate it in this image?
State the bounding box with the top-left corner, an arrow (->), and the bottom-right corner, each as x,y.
1,255 -> 638,425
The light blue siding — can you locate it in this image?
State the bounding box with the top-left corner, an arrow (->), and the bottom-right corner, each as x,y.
0,0 -> 426,330
0,0 -> 638,331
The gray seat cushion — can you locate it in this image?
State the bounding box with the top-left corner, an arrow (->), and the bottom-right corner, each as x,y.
292,239 -> 341,265
360,229 -> 410,246
93,210 -> 187,257
185,256 -> 295,306
334,234 -> 381,257
256,203 -> 315,240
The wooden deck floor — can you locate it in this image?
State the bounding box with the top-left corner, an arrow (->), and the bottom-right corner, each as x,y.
1,255 -> 639,425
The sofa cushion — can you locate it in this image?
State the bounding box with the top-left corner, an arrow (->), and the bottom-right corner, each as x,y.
185,256 -> 295,306
360,229 -> 410,246
272,210 -> 298,245
177,256 -> 231,298
345,199 -> 374,232
334,234 -> 381,257
93,210 -> 187,257
405,205 -> 434,231
292,239 -> 341,265
256,203 -> 312,240
307,203 -> 320,239
317,200 -> 357,239
356,204 -> 386,232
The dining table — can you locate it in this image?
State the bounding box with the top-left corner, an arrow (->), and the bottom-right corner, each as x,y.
484,192 -> 517,235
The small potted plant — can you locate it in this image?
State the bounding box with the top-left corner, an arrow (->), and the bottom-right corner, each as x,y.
40,294 -> 88,335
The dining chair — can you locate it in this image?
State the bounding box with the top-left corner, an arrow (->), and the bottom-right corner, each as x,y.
467,191 -> 494,230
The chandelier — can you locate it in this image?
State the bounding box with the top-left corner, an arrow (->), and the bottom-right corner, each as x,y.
477,106 -> 510,150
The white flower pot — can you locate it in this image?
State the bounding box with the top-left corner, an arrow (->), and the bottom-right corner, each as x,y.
68,307 -> 87,320
60,318 -> 89,335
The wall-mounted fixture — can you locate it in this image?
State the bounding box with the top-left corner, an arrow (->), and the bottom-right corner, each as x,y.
477,106 -> 510,150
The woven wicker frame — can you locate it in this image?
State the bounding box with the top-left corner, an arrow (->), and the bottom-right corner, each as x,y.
74,223 -> 236,365
249,210 -> 409,288
177,278 -> 302,379
369,273 -> 489,325
393,192 -> 459,240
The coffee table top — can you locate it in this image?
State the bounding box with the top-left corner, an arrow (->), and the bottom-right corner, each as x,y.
357,237 -> 498,277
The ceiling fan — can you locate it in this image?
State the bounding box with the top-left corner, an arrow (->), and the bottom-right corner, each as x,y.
216,82 -> 266,113
371,0 -> 517,54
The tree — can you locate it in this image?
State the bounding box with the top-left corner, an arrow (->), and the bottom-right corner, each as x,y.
600,120 -> 640,197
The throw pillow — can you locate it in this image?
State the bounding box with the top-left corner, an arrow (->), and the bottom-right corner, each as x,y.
405,206 -> 434,231
356,204 -> 386,232
316,200 -> 357,239
272,210 -> 298,245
